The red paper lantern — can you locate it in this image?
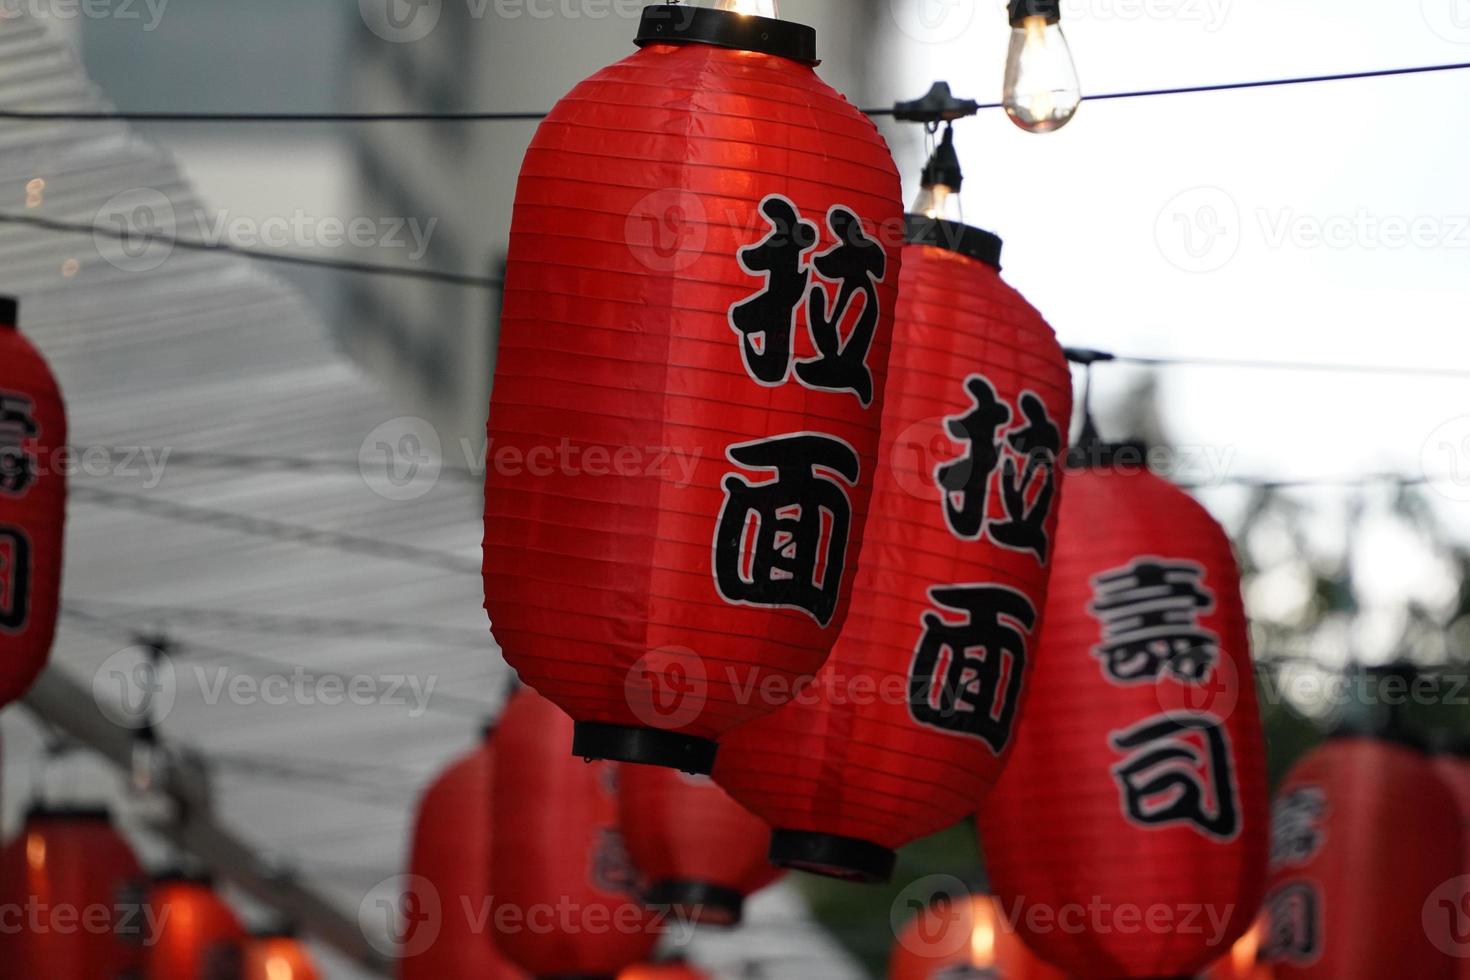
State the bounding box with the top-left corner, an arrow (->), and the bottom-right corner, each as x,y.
402,730 -> 526,980
0,297 -> 67,707
491,688 -> 659,976
242,934 -> 320,980
619,764 -> 778,926
889,894 -> 1066,980
978,457 -> 1269,977
1434,744 -> 1470,980
0,807 -> 146,977
712,223 -> 1071,882
1261,734 -> 1459,978
145,874 -> 246,980
482,4 -> 904,774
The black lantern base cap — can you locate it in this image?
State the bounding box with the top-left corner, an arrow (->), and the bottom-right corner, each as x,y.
572,722 -> 717,775
903,215 -> 1004,271
769,830 -> 895,884
635,5 -> 818,65
646,879 -> 746,928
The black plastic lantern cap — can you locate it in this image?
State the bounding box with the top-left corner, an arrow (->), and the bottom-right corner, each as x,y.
635,5 -> 818,65
769,829 -> 896,884
904,215 -> 1003,270
1010,0 -> 1061,26
645,878 -> 746,927
0,295 -> 17,327
573,721 -> 717,775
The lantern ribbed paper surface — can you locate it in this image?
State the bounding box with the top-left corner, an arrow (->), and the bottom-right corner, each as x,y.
979,460 -> 1269,978
243,936 -> 320,980
482,7 -> 903,774
0,808 -> 145,977
492,688 -> 659,976
619,764 -> 778,926
0,298 -> 66,707
403,734 -> 525,980
1261,736 -> 1458,978
713,227 -> 1070,883
889,894 -> 1066,980
145,876 -> 245,980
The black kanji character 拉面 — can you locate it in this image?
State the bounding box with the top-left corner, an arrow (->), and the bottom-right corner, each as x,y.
1270,786 -> 1328,869
1260,881 -> 1323,966
0,392 -> 38,497
936,375 -> 1011,540
713,433 -> 861,627
988,391 -> 1062,563
796,207 -> 887,406
729,195 -> 818,387
0,526 -> 32,634
908,584 -> 1037,753
1090,558 -> 1221,684
593,827 -> 646,899
1109,711 -> 1242,841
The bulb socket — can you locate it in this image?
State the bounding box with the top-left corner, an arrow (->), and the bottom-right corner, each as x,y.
920,126 -> 964,193
0,295 -> 17,328
1009,0 -> 1061,26
635,5 -> 818,65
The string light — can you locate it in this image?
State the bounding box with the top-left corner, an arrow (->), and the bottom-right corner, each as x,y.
1003,0 -> 1081,132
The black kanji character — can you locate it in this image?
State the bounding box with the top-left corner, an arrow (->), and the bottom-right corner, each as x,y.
908,584 -> 1037,753
729,195 -> 819,387
1270,786 -> 1328,869
936,375 -> 1011,540
1090,558 -> 1221,684
1260,882 -> 1323,966
713,433 -> 861,627
0,526 -> 32,633
1109,712 -> 1241,841
0,392 -> 38,497
593,827 -> 645,899
796,207 -> 887,405
989,392 -> 1062,563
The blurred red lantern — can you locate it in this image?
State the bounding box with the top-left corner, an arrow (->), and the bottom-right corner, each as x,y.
482,3 -> 903,774
889,894 -> 1065,980
1261,731 -> 1459,978
242,934 -> 319,980
713,221 -> 1071,882
978,456 -> 1269,977
1202,919 -> 1272,979
402,729 -> 525,980
1435,742 -> 1470,980
0,807 -> 146,977
0,296 -> 67,707
619,764 -> 778,926
492,688 -> 659,975
145,874 -> 245,980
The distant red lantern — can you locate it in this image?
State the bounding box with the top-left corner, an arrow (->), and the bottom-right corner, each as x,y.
619,764 -> 779,926
145,874 -> 245,980
0,807 -> 146,977
889,894 -> 1065,980
402,729 -> 525,980
491,688 -> 658,975
713,222 -> 1071,882
482,4 -> 904,774
242,934 -> 320,980
978,456 -> 1269,977
1261,733 -> 1459,978
0,296 -> 67,707
1434,743 -> 1470,980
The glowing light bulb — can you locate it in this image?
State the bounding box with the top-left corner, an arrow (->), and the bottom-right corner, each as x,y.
911,183 -> 962,223
717,0 -> 778,17
1003,1 -> 1081,133
969,903 -> 997,965
910,123 -> 965,223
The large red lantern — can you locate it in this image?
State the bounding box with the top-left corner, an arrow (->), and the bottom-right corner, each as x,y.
889,894 -> 1066,980
978,456 -> 1269,977
482,3 -> 904,774
1261,731 -> 1459,978
619,764 -> 778,926
0,296 -> 67,707
712,218 -> 1071,882
0,807 -> 146,977
145,874 -> 246,980
1434,742 -> 1470,980
491,688 -> 659,975
242,934 -> 320,980
403,729 -> 525,980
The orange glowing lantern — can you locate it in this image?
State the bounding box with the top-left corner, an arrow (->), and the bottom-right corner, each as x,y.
889,893 -> 1065,980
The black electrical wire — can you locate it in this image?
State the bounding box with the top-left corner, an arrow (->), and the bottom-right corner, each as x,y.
1109,353 -> 1470,381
